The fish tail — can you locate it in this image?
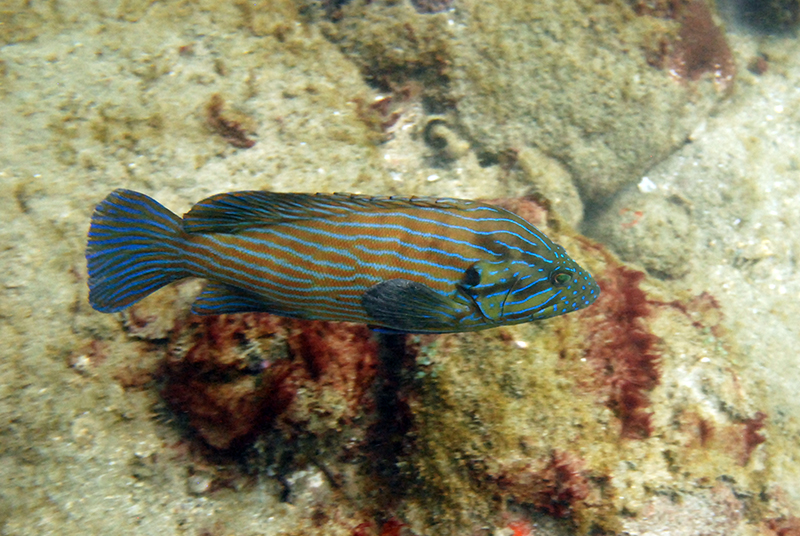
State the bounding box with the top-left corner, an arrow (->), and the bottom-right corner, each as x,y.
86,189 -> 189,312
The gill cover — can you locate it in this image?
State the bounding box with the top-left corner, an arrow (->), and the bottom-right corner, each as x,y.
457,260 -> 521,321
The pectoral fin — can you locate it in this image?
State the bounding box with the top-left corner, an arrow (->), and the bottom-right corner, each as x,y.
361,279 -> 463,333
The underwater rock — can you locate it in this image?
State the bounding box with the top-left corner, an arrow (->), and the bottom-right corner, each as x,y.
322,0 -> 452,92
587,185 -> 696,279
327,0 -> 733,203
450,0 -> 732,203
515,146 -> 584,228
729,0 -> 800,32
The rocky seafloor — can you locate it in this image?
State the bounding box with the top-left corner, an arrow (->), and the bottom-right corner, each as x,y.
1,0 -> 800,535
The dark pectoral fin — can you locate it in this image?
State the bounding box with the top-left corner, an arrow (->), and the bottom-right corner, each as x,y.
361,279 -> 463,333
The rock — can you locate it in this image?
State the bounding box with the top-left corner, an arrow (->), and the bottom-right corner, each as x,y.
587,186 -> 696,279
516,146 -> 584,228
330,0 -> 733,203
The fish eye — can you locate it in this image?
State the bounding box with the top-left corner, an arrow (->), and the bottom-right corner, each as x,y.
550,270 -> 572,287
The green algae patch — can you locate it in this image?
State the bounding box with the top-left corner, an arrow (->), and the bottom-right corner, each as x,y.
396,220 -> 773,535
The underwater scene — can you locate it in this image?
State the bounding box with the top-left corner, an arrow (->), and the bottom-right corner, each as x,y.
1,0 -> 800,534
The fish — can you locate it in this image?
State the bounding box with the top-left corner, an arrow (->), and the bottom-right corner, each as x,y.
86,189 -> 600,333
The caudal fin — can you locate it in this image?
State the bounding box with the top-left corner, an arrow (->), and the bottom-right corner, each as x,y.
86,189 -> 189,312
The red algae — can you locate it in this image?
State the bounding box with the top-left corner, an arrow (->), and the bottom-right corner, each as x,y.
583,265 -> 661,439
635,0 -> 735,91
205,93 -> 256,149
697,415 -> 714,447
671,0 -> 736,90
739,411 -> 767,466
767,516 -> 800,536
378,517 -> 407,536
160,313 -> 379,450
493,450 -> 591,519
349,517 -> 412,536
352,521 -> 375,536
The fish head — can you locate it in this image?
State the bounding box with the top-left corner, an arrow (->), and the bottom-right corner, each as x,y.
457,244 -> 600,325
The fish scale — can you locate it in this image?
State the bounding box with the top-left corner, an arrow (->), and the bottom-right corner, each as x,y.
87,189 -> 599,333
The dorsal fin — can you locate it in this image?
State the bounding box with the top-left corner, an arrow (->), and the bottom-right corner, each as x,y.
182,191 -> 481,234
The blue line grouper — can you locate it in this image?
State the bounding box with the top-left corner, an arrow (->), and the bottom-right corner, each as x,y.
86,189 -> 600,333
